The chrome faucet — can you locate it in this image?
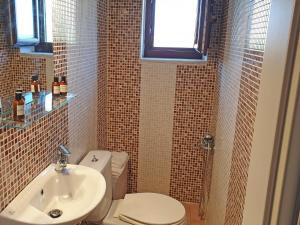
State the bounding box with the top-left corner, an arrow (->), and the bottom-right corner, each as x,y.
55,145 -> 71,172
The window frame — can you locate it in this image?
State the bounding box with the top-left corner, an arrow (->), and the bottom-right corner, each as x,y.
35,0 -> 53,53
143,0 -> 210,60
8,0 -> 53,53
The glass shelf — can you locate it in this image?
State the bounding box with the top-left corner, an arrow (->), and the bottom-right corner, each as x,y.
0,91 -> 75,129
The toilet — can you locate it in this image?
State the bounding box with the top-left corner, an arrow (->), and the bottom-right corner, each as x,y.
80,150 -> 186,225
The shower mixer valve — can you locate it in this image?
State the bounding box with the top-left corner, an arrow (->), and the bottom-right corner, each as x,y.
201,134 -> 215,150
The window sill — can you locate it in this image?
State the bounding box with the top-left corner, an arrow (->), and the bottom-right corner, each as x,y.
19,46 -> 53,58
140,56 -> 208,65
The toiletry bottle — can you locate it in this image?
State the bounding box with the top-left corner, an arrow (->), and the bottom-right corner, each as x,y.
52,77 -> 60,97
60,76 -> 68,96
13,91 -> 25,122
31,75 -> 40,95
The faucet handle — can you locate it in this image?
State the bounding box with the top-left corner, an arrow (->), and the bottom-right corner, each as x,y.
58,144 -> 71,155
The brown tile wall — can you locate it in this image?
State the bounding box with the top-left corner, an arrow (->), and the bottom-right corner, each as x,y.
105,0 -> 142,193
0,107 -> 69,211
170,65 -> 217,202
97,0 -> 222,200
170,0 -> 223,202
97,0 -> 108,149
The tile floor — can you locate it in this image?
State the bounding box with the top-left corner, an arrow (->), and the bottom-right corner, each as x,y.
182,202 -> 206,225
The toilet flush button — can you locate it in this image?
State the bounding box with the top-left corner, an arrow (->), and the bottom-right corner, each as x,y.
8,210 -> 15,215
91,155 -> 98,162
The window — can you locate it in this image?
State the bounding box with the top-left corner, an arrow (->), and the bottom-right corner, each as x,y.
246,0 -> 271,51
8,0 -> 53,53
143,0 -> 215,60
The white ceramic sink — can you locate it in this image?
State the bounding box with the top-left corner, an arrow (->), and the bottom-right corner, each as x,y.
0,164 -> 106,225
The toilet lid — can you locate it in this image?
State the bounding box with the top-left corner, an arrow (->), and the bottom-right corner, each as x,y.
116,193 -> 186,225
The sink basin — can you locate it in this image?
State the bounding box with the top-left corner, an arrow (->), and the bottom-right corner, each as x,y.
0,164 -> 106,225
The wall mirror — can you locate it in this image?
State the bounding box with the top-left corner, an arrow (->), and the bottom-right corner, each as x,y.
0,0 -> 54,116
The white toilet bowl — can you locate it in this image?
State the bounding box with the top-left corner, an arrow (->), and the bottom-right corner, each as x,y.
80,151 -> 186,225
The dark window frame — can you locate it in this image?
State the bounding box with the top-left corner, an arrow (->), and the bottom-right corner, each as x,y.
8,0 -> 53,53
143,0 -> 214,60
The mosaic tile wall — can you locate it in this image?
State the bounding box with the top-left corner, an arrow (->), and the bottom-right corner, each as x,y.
97,0 -> 108,149
137,63 -> 177,195
105,0 -> 142,193
0,0 -> 47,100
10,52 -> 47,94
53,0 -> 98,163
0,0 -> 12,99
97,0 -> 222,200
207,1 -> 271,225
0,107 -> 68,211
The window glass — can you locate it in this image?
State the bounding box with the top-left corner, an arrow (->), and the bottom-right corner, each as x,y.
247,0 -> 271,50
15,0 -> 35,40
153,0 -> 198,48
45,0 -> 53,42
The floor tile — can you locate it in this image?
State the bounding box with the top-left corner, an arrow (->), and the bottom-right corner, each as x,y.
182,202 -> 206,225
182,202 -> 191,225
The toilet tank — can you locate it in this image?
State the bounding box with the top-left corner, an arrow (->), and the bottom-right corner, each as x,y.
80,150 -> 112,222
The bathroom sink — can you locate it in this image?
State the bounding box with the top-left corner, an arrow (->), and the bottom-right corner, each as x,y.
0,164 -> 106,225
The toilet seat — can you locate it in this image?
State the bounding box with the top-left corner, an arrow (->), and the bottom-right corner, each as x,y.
114,193 -> 186,225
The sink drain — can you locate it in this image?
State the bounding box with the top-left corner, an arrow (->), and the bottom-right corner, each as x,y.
48,209 -> 63,218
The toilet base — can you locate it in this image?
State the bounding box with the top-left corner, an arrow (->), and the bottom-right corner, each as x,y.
103,200 -> 130,225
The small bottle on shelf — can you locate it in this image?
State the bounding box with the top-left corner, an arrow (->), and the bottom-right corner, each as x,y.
31,75 -> 40,95
52,77 -> 60,97
13,91 -> 25,122
60,76 -> 68,96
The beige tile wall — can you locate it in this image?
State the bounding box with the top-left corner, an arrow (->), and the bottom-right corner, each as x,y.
137,62 -> 177,194
53,0 -> 99,163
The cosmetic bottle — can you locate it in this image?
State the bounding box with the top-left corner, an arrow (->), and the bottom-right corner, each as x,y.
60,76 -> 68,96
13,91 -> 25,122
31,75 -> 40,95
52,77 -> 60,97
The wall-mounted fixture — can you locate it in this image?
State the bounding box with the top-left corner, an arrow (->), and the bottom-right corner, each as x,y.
200,134 -> 215,219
